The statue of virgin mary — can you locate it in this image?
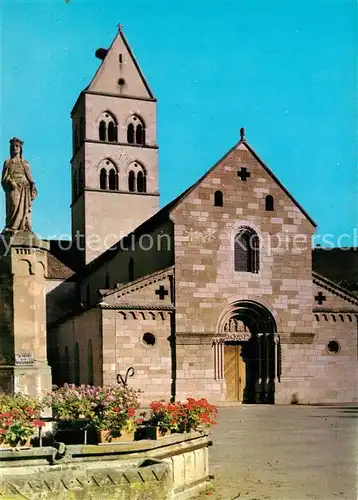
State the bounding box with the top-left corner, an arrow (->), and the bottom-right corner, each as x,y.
2,137 -> 37,233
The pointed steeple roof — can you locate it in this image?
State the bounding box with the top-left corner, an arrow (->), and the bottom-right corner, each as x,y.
87,25 -> 154,99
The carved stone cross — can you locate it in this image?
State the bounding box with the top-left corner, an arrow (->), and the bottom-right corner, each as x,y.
315,292 -> 326,305
237,167 -> 251,181
155,285 -> 168,300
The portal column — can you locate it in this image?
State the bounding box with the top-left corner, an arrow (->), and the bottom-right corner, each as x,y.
273,333 -> 280,383
0,233 -> 52,397
213,340 -> 224,380
255,333 -> 264,402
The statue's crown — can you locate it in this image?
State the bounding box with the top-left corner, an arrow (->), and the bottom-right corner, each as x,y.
9,137 -> 24,146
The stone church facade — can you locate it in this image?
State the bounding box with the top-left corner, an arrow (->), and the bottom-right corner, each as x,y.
46,28 -> 358,405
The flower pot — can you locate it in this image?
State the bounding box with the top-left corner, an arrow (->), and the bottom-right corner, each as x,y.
54,420 -> 95,444
145,426 -> 171,440
178,423 -> 192,433
97,429 -> 135,444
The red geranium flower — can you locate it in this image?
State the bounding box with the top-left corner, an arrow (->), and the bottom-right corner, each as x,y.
127,407 -> 135,417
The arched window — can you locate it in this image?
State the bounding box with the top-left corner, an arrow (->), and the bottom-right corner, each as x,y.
100,168 -> 107,190
265,195 -> 274,211
74,342 -> 80,386
88,340 -> 94,385
137,170 -> 145,193
136,123 -> 144,145
126,115 -> 145,145
99,120 -> 106,141
107,121 -> 117,142
108,168 -> 118,191
127,123 -> 134,144
128,162 -> 146,193
128,170 -> 135,192
98,159 -> 118,191
214,190 -> 223,207
128,257 -> 134,281
98,112 -> 117,142
234,228 -> 260,273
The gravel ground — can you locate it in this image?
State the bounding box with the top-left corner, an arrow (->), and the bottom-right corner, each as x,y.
195,404 -> 357,500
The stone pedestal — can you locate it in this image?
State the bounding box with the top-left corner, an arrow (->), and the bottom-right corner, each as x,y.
0,232 -> 52,396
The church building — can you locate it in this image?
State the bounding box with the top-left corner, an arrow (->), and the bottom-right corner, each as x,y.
46,27 -> 358,405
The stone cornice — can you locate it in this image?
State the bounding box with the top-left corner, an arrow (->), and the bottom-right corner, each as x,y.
70,189 -> 159,208
313,308 -> 358,314
69,138 -> 158,164
85,89 -> 157,103
99,303 -> 174,311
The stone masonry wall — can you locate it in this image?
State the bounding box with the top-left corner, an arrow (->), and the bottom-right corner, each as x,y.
79,219 -> 174,308
49,308 -> 102,386
101,308 -> 172,404
170,141 -> 315,401
276,313 -> 357,404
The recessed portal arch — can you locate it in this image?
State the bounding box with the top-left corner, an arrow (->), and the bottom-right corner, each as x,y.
214,301 -> 279,404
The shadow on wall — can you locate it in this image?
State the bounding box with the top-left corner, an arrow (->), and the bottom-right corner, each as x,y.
291,393 -> 299,404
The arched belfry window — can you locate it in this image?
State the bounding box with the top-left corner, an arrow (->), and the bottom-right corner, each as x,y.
136,123 -> 144,145
234,227 -> 260,273
108,168 -> 118,191
100,168 -> 107,190
126,115 -> 145,145
137,171 -> 145,193
214,190 -> 223,207
99,121 -> 106,141
127,123 -> 134,144
128,162 -> 147,193
108,121 -> 117,142
98,159 -> 118,191
128,170 -> 135,192
98,112 -> 117,142
265,195 -> 274,211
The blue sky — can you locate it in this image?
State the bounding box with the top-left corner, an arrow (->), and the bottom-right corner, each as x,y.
1,0 -> 357,246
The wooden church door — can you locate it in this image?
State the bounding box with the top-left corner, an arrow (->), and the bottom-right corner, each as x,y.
224,344 -> 246,402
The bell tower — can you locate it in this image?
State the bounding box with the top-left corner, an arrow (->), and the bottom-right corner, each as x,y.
71,26 -> 159,264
